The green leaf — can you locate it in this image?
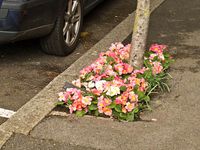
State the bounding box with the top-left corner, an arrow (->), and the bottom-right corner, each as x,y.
92,100 -> 98,104
88,104 -> 97,110
76,110 -> 86,117
56,101 -> 65,106
108,102 -> 116,109
122,74 -> 130,80
85,72 -> 93,81
126,112 -> 135,122
120,86 -> 127,92
67,99 -> 73,105
112,110 -> 119,117
103,76 -> 114,81
83,92 -> 94,97
137,91 -> 145,100
134,85 -> 139,92
94,110 -> 99,116
143,96 -> 150,102
114,105 -> 122,112
119,113 -> 127,120
133,107 -> 139,113
106,56 -> 115,64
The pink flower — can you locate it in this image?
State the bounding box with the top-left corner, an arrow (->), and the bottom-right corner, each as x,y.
114,63 -> 124,75
112,77 -> 124,87
98,96 -> 112,108
72,79 -> 81,88
149,44 -> 166,54
72,90 -> 82,100
80,66 -> 92,78
109,42 -> 124,51
105,51 -> 122,64
133,67 -> 147,74
98,96 -> 112,116
129,92 -> 138,102
123,63 -> 133,74
115,92 -> 128,105
139,78 -> 148,92
118,44 -> 131,60
152,61 -> 163,74
114,63 -> 133,75
103,107 -> 112,116
149,53 -> 158,60
125,102 -> 135,112
91,89 -> 102,96
69,105 -> 76,114
82,96 -> 92,106
122,106 -> 127,113
105,65 -> 117,76
115,96 -> 123,104
73,100 -> 85,111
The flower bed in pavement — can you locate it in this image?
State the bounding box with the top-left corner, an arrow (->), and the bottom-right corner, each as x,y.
57,43 -> 173,121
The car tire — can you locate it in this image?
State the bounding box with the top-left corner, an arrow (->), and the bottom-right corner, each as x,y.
40,0 -> 83,56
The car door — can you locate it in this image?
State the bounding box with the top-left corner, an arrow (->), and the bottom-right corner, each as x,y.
85,0 -> 99,6
0,0 -> 3,8
83,0 -> 102,14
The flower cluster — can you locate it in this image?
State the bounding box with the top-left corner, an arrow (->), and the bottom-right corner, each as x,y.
57,43 -> 173,121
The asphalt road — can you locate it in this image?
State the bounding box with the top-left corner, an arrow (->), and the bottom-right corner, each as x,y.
0,0 -> 136,124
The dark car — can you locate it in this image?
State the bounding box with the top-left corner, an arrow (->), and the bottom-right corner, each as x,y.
0,0 -> 103,56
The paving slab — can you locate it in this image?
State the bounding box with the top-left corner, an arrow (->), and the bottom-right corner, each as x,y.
1,133 -> 95,150
0,129 -> 12,148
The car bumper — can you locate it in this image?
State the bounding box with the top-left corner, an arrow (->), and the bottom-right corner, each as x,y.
0,0 -> 57,44
0,31 -> 17,43
0,1 -> 30,43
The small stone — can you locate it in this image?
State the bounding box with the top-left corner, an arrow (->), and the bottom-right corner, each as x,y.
151,118 -> 157,122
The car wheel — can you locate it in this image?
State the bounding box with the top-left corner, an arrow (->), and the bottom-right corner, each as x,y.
40,0 -> 83,56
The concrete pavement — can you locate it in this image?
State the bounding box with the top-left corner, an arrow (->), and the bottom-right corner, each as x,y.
1,0 -> 200,149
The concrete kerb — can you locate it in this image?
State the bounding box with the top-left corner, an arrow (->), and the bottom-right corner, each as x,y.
0,0 -> 165,148
0,128 -> 12,148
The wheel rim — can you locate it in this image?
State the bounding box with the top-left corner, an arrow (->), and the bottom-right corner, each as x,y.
63,0 -> 81,46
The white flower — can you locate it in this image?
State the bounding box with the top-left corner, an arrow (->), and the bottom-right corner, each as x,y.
58,92 -> 65,101
82,82 -> 88,88
95,80 -> 106,92
158,54 -> 165,61
149,54 -> 157,60
106,86 -> 120,97
72,79 -> 81,88
88,81 -> 95,89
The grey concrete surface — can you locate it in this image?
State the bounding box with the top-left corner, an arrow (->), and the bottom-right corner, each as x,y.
0,118 -> 6,125
2,0 -> 200,149
0,129 -> 12,148
27,0 -> 200,149
0,0 -> 136,124
1,133 -> 96,150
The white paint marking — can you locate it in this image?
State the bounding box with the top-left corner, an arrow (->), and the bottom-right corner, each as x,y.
0,108 -> 16,119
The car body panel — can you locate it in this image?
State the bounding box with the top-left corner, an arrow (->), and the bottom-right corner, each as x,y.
0,0 -> 103,44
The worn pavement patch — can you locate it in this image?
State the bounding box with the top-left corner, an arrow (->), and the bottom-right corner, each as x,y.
1,133 -> 95,150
